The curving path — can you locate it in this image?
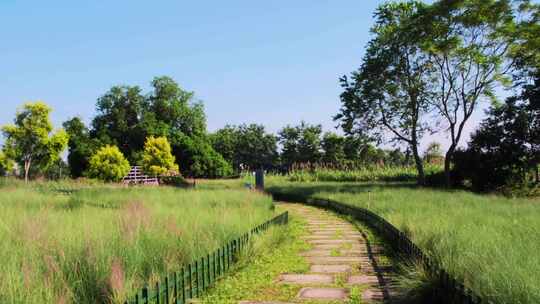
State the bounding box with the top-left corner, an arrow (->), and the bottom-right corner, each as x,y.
239,203 -> 399,303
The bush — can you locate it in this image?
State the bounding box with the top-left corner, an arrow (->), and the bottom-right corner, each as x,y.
87,145 -> 131,182
142,136 -> 179,176
172,135 -> 233,178
160,175 -> 191,187
0,151 -> 14,176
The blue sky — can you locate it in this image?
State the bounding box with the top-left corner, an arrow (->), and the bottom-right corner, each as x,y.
1,0 -> 488,152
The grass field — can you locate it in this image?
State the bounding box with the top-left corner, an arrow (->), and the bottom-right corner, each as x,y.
266,177 -> 540,304
0,179 -> 275,304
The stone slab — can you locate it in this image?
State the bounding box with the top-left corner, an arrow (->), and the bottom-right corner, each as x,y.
301,250 -> 366,257
311,231 -> 364,238
309,239 -> 360,244
303,235 -> 363,240
348,275 -> 379,285
310,264 -> 352,273
239,302 -> 295,304
309,229 -> 359,234
297,287 -> 349,300
279,274 -> 334,284
306,256 -> 370,264
362,289 -> 385,302
312,244 -> 364,250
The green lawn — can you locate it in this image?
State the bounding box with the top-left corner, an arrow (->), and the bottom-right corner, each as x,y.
266,177 -> 540,304
0,179 -> 275,304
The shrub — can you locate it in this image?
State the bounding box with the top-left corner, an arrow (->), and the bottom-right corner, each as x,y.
173,135 -> 233,178
0,151 -> 14,176
142,136 -> 179,176
87,145 -> 130,182
160,175 -> 191,187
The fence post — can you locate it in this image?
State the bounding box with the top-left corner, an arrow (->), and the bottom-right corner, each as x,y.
201,257 -> 205,291
181,267 -> 186,304
217,248 -> 221,276
173,272 -> 177,303
195,260 -> 199,298
213,251 -> 216,281
188,264 -> 192,299
156,281 -> 160,304
207,254 -> 211,286
142,286 -> 149,304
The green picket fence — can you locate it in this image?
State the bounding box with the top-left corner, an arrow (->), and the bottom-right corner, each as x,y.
125,211 -> 289,304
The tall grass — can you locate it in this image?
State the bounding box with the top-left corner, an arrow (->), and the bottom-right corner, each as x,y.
0,181 -> 274,303
285,164 -> 443,183
266,178 -> 540,303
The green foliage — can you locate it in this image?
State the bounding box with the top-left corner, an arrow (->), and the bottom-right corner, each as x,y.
63,117 -> 97,178
0,151 -> 14,176
335,1 -> 433,185
278,121 -> 323,167
452,76 -> 539,195
83,76 -> 223,178
141,136 -> 179,176
87,145 -> 131,182
321,132 -> 346,164
91,85 -> 146,162
210,124 -> 278,171
1,101 -> 68,182
160,175 -> 190,187
173,135 -> 233,178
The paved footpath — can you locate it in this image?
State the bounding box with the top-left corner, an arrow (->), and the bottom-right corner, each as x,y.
240,203 -> 399,304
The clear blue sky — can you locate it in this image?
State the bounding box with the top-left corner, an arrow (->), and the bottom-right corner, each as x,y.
1,0 -> 485,151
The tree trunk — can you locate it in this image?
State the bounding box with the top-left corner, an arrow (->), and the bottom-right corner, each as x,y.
24,159 -> 31,184
444,146 -> 455,188
411,144 -> 425,186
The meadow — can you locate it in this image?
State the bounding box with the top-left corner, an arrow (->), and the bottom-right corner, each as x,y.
265,177 -> 540,303
0,179 -> 275,304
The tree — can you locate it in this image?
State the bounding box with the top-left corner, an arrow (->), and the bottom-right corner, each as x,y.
209,126 -> 237,167
88,76 -> 227,178
91,85 -> 146,163
212,124 -> 279,171
386,148 -> 407,166
418,0 -> 517,186
145,76 -> 206,138
2,102 -> 68,182
87,145 -> 131,182
321,132 -> 346,164
142,136 -> 179,176
172,134 -> 233,178
0,151 -> 14,176
278,122 -> 322,167
335,1 -> 435,185
455,74 -> 539,191
63,117 -> 97,178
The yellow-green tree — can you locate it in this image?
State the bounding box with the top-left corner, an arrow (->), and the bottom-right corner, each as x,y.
1,101 -> 68,182
142,136 -> 179,176
0,151 -> 14,176
87,145 -> 130,182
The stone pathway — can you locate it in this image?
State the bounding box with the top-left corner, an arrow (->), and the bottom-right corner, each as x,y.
239,203 -> 399,303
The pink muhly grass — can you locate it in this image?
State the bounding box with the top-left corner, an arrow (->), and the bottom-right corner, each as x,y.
164,216 -> 182,237
119,201 -> 152,242
109,258 -> 125,297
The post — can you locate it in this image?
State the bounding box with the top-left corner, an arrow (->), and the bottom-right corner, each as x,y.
255,169 -> 264,190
